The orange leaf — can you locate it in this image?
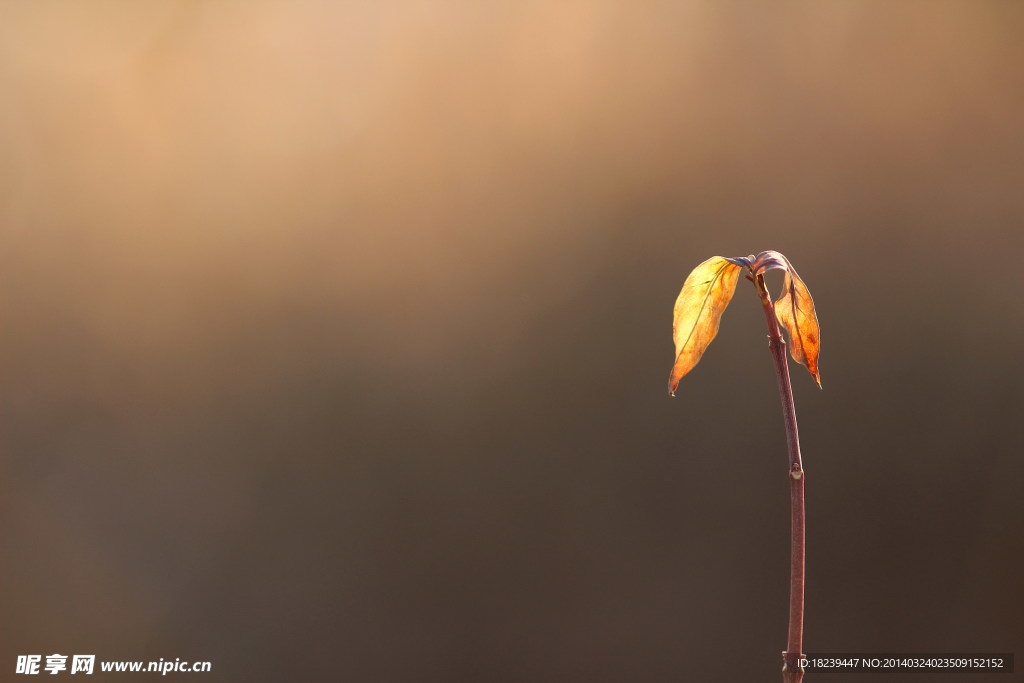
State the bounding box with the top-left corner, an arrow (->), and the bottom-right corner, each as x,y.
668,256 -> 742,395
770,254 -> 822,387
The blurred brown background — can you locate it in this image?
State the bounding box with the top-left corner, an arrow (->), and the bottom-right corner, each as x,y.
1,2 -> 1022,681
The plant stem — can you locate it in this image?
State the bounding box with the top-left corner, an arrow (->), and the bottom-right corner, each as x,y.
754,273 -> 806,683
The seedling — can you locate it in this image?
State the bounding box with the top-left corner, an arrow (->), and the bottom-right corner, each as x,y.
668,251 -> 821,683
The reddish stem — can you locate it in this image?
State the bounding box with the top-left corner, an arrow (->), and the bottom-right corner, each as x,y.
754,273 -> 806,683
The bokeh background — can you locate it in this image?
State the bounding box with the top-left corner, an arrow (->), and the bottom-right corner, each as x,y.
2,2 -> 1022,681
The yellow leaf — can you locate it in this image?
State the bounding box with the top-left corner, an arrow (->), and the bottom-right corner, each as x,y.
668,256 -> 742,395
773,259 -> 822,387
